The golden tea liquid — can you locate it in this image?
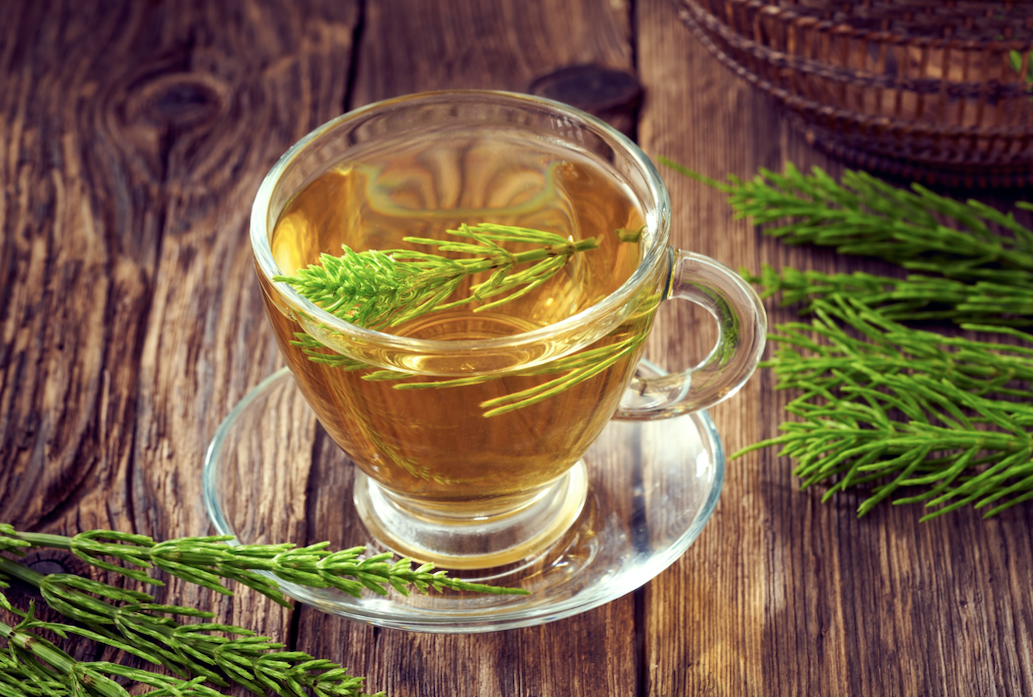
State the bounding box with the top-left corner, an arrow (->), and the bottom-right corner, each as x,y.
261,130 -> 653,516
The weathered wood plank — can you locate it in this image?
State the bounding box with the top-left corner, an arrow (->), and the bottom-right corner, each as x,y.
2,1 -> 359,694
351,0 -> 634,105
1,0 -> 151,534
117,7 -> 362,692
637,1 -> 1033,695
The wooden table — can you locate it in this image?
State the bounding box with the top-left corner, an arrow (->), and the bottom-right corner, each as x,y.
3,1 -> 1032,695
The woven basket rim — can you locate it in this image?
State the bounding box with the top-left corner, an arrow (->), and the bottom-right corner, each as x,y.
680,0 -> 1033,50
679,2 -> 1033,142
690,4 -> 1033,100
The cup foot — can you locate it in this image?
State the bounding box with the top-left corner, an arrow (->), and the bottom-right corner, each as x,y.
353,463 -> 588,569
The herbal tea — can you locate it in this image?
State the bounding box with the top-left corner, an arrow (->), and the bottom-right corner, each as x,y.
261,130 -> 652,515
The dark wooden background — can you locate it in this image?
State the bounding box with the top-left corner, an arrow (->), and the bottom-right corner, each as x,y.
3,1 -> 1032,695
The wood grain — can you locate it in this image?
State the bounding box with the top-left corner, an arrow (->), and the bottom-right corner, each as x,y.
350,0 -> 633,105
1,0 -> 360,693
638,1 -> 1033,696
2,0 -> 1032,695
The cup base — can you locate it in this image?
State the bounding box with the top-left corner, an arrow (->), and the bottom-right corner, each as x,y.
354,463 -> 588,569
202,366 -> 724,633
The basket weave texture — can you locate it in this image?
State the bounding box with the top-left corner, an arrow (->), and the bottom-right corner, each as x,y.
678,0 -> 1033,186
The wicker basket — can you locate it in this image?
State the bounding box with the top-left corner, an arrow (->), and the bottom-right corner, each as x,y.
677,0 -> 1033,187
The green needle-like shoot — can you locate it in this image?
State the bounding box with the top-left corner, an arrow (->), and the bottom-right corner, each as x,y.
0,602 -> 226,697
662,157 -> 1033,285
0,526 -> 527,603
735,296 -> 1033,520
274,222 -> 601,331
0,561 -> 377,697
275,222 -> 648,417
0,524 -> 527,696
667,158 -> 1033,519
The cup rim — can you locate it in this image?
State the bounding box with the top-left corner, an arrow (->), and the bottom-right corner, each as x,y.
249,89 -> 671,358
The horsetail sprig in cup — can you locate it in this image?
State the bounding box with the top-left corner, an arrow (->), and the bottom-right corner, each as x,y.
274,223 -> 602,331
274,223 -> 650,416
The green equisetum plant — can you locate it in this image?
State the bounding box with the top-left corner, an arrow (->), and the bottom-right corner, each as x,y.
274,222 -> 650,417
275,223 -> 602,331
735,296 -> 1033,520
663,157 -> 1033,519
0,524 -> 526,696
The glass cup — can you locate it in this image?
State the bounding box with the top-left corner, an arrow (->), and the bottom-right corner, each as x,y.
250,90 -> 766,570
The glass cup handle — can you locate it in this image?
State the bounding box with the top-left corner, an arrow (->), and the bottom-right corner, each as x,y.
615,248 -> 767,420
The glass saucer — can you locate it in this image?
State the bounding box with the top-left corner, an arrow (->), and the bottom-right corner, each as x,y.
202,366 -> 724,633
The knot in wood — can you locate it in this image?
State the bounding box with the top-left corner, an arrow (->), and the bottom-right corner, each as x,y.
128,73 -> 229,130
528,64 -> 643,137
